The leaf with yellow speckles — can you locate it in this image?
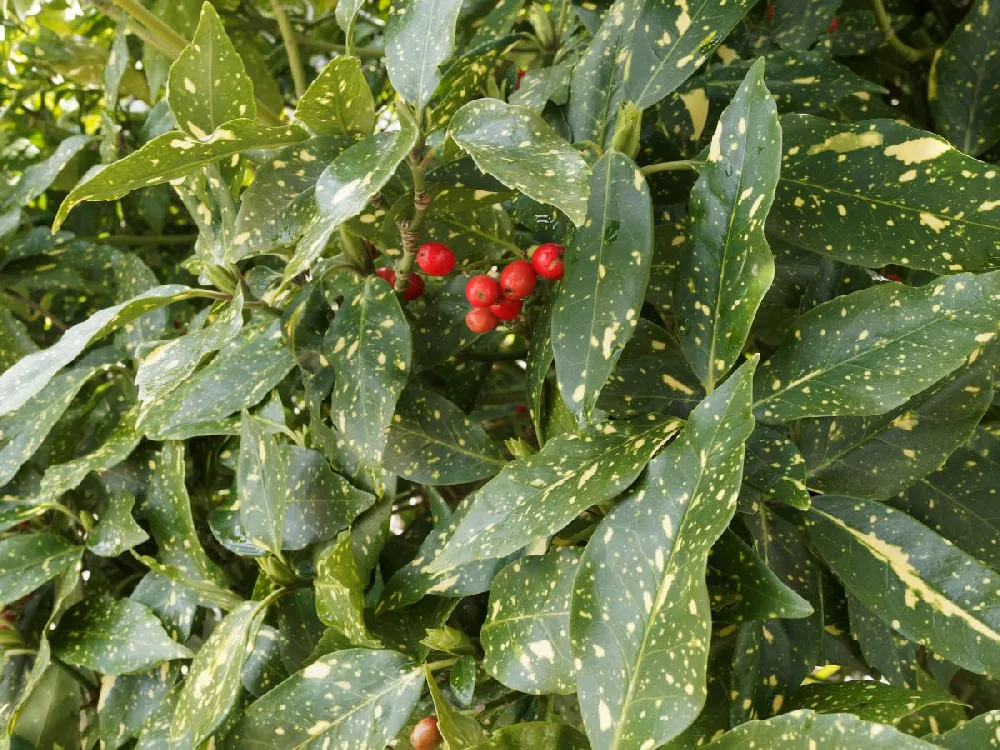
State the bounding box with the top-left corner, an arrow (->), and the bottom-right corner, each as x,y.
754,272 -> 1000,423
848,593 -> 919,688
430,413 -> 683,572
88,493 -> 149,558
314,531 -> 380,647
742,424 -> 810,510
552,149 -> 653,427
384,386 -> 506,485
570,358 -> 757,750
925,709 -> 1000,747
481,548 -> 582,695
808,495 -> 1000,676
705,709 -> 934,748
166,2 -> 255,139
237,410 -> 286,555
386,0 -> 466,111
785,682 -> 963,725
53,120 -> 307,230
476,721 -> 590,748
0,533 -> 81,609
96,663 -> 177,749
449,99 -> 590,227
325,277 -> 412,483
929,0 -> 1000,156
424,664 -> 487,748
675,59 -> 780,393
226,649 -> 425,749
294,57 -> 375,138
770,0 -> 841,50
770,115 -> 1000,274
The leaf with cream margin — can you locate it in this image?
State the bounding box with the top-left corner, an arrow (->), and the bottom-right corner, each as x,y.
570,358 -> 757,750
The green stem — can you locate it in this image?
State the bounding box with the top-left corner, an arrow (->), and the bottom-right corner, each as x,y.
870,0 -> 936,63
426,657 -> 460,672
294,36 -> 385,58
394,134 -> 431,294
270,0 -> 307,99
339,225 -> 373,274
640,159 -> 704,176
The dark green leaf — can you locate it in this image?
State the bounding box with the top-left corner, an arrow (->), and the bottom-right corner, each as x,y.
926,710 -> 1000,747
0,533 -> 81,609
786,682 -> 962,725
771,0 -> 841,50
294,57 -> 375,138
97,665 -> 177,749
314,531 -> 379,646
88,493 -> 150,557
237,410 -> 287,555
367,596 -> 458,661
742,425 -> 810,510
426,665 -> 488,748
386,0 -> 465,111
848,593 -> 918,688
705,709 -> 933,748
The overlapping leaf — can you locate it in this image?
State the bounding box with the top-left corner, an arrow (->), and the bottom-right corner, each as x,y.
0,533 -> 81,609
294,57 -> 375,138
706,710 -> 932,748
314,531 -> 379,646
385,0 -> 465,110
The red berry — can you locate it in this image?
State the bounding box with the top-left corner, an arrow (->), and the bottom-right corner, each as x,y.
827,16 -> 839,33
402,273 -> 425,301
490,297 -> 522,321
466,275 -> 501,307
766,3 -> 774,21
515,69 -> 527,90
410,717 -> 442,750
466,307 -> 499,333
883,271 -> 903,282
375,266 -> 397,287
531,242 -> 566,280
416,242 -> 456,276
499,260 -> 537,300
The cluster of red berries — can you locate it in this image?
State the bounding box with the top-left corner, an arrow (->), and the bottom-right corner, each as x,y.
374,241 -> 458,301
463,243 -> 565,333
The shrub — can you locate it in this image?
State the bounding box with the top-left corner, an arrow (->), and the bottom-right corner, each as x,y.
1,0 -> 1000,747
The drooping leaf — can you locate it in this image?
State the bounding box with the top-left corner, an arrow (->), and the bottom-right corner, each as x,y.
425,665 -> 488,749
741,424 -> 810,510
385,386 -> 506,484
385,0 -> 465,111
929,0 -> 1000,156
0,286 -> 189,417
807,495 -> 1000,676
50,597 -> 192,675
97,665 -> 177,749
1,134 -> 93,212
430,414 -> 683,572
847,593 -> 918,688
769,115 -> 1000,274
131,572 -> 200,643
88,493 -> 150,557
771,0 -> 842,50
294,57 -> 375,138
704,709 -> 933,748
314,531 -> 379,647
481,549 -> 581,695
571,358 -> 757,750
675,59 -> 780,391
449,99 -> 590,227
166,2 -> 255,137
53,121 -> 307,229
226,649 -> 424,748
0,533 -> 81,609
786,682 -> 961,725
753,272 -> 1000,423
551,149 -> 653,426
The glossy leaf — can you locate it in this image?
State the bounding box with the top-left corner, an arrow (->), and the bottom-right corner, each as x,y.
0,533 -> 81,609
314,531 -> 379,646
475,721 -> 590,749
571,358 -> 756,750
753,272 -> 1000,422
226,649 -> 424,748
425,665 -> 487,748
481,549 -> 581,695
786,682 -> 961,725
294,57 -> 375,138
386,0 -> 465,110
675,59 -> 780,391
742,424 -> 810,510
431,414 -> 683,571
88,493 -> 150,557
926,710 -> 1000,747
449,99 -> 590,227
848,593 -> 918,688
705,709 -> 933,748
552,149 -> 653,426
97,665 -> 177,749
237,410 -> 287,555
771,0 -> 841,50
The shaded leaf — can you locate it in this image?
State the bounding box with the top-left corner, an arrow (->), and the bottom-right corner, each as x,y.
238,410 -> 286,555
474,721 -> 589,749
771,0 -> 841,50
742,424 -> 809,510
88,493 -> 150,557
426,665 -> 488,749
786,682 -> 961,725
0,533 -> 81,609
926,710 -> 1000,747
97,665 -> 177,749
705,709 -> 933,748
314,531 -> 379,647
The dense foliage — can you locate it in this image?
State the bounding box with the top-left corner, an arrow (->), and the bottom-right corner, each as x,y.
2,0 -> 1000,747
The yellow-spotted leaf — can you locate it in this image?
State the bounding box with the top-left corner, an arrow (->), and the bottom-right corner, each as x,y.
786,682 -> 962,725
237,410 -> 287,555
807,495 -> 1000,676
0,533 -> 81,609
386,0 -> 465,111
294,57 -> 375,138
481,549 -> 582,695
430,414 -> 683,572
705,710 -> 934,748
570,358 -> 757,750
314,531 -> 380,647
674,59 -> 780,392
769,115 -> 1000,274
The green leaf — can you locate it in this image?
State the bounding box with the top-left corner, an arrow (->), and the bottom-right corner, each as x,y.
807,495 -> 1000,676
97,665 -> 177,749
771,0 -> 841,50
481,549 -> 581,695
525,301 -> 554,443
704,710 -> 934,748
385,386 -> 506,484
131,572 -> 200,643
314,531 -> 379,647
769,115 -> 1000,274
0,533 -> 81,609
708,529 -> 813,622
847,593 -> 918,688
450,655 -> 477,706
385,0 -> 465,111
431,414 -> 682,572
237,410 -> 287,555
800,345 -> 998,499
474,721 -> 590,749
226,649 -> 424,748
510,65 -> 571,112
135,291 -> 244,423
9,662 -> 81,750
1,134 -> 92,210
50,597 -> 192,675
0,348 -> 118,486
753,272 -> 1000,422
141,315 -> 295,439
0,285 -> 189,418
326,277 -> 412,479
891,427 -> 1000,570
425,665 -> 488,749
166,2 -> 255,138
929,0 -> 1000,156
449,99 -> 590,227
54,120 -> 306,229
926,710 -> 1000,747
88,493 -> 150,557
367,596 -> 458,661
786,682 -> 962,725
625,0 -> 756,110
294,57 -> 375,138
571,358 -> 757,750
551,149 -> 653,426
742,425 -> 810,510
675,59 -> 780,391
335,0 -> 365,37
169,599 -> 268,747
0,306 -> 37,374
